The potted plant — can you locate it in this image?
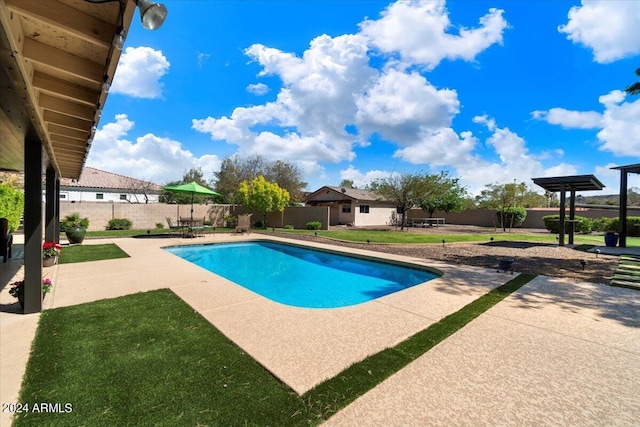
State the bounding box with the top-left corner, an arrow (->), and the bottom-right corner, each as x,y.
604,230 -> 619,247
8,278 -> 53,309
42,241 -> 62,267
60,213 -> 89,244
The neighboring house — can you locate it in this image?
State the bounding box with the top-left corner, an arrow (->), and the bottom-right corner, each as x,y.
304,186 -> 398,226
57,168 -> 162,203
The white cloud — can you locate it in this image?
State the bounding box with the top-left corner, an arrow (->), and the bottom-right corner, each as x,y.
355,69 -> 459,143
111,47 -> 170,98
536,90 -> 640,157
87,114 -> 220,185
246,83 -> 270,96
360,0 -> 507,70
197,52 -> 210,67
558,0 -> 640,63
393,129 -> 477,166
531,108 -> 601,129
339,165 -> 393,189
456,116 -> 578,195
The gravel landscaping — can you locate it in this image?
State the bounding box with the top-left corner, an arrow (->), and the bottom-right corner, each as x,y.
271,225 -> 619,284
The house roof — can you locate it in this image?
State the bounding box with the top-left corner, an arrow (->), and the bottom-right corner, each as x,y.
305,186 -> 383,202
59,167 -> 162,192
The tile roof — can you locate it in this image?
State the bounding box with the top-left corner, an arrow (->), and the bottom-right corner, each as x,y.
59,167 -> 162,192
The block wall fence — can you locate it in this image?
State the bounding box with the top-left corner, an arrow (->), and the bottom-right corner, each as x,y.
59,201 -> 639,232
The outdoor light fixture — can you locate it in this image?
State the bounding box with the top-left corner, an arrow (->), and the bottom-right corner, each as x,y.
580,260 -> 587,270
83,0 -> 168,30
596,249 -> 601,258
113,27 -> 126,49
135,0 -> 168,30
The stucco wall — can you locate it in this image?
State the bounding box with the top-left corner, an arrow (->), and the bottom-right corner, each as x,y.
354,204 -> 397,226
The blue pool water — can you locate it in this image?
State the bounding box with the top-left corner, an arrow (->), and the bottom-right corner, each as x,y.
164,241 -> 438,308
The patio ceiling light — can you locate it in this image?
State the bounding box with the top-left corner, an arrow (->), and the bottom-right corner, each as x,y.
135,0 -> 168,30
83,0 -> 168,31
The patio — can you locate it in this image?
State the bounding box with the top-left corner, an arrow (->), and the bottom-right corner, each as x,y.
1,234 -> 639,425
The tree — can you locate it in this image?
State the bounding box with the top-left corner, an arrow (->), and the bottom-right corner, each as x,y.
339,179 -> 355,189
160,167 -> 217,204
625,67 -> 640,95
371,173 -> 427,231
238,176 -> 290,227
418,172 -> 467,217
214,155 -> 306,203
476,180 -> 546,231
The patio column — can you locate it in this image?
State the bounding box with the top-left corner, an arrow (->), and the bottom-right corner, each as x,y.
619,170 -> 628,248
23,136 -> 43,313
45,165 -> 57,243
55,178 -> 60,243
558,184 -> 566,246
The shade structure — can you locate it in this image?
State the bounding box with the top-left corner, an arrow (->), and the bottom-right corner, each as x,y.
162,182 -> 220,221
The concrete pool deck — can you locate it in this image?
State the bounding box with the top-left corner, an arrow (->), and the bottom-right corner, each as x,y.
2,233 -> 639,426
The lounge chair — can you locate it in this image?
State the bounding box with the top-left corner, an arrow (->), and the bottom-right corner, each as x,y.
235,214 -> 252,234
1,217 -> 13,263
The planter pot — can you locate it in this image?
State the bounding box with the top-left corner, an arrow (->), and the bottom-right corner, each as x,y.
43,256 -> 57,267
65,227 -> 86,244
604,232 -> 618,247
17,293 -> 47,310
497,258 -> 514,274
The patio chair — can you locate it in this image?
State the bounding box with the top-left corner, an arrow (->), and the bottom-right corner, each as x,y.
235,214 -> 252,234
1,217 -> 13,263
191,217 -> 205,237
166,217 -> 182,236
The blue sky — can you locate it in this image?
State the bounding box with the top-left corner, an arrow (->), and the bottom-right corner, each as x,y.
88,0 -> 640,196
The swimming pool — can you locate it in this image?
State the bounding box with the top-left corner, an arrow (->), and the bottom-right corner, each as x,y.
165,241 -> 439,308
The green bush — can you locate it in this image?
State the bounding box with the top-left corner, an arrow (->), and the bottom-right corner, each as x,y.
600,216 -> 640,236
253,220 -> 265,228
106,218 -> 132,230
496,207 -> 527,228
306,221 -> 322,230
284,224 -> 294,230
0,183 -> 24,232
60,213 -> 89,232
155,223 -> 164,229
542,215 -> 592,234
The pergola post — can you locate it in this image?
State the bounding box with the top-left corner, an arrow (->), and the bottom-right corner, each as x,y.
619,170 -> 628,248
23,137 -> 43,313
54,178 -> 61,243
569,187 -> 576,245
559,184 -> 566,246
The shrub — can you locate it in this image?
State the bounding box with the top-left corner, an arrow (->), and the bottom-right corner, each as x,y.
306,221 -> 322,230
0,183 -> 24,232
598,216 -> 640,236
60,213 -> 89,231
253,220 -> 265,229
629,217 -> 640,237
542,214 -> 592,234
106,218 -> 132,230
284,224 -> 294,230
155,223 -> 164,229
496,207 -> 527,228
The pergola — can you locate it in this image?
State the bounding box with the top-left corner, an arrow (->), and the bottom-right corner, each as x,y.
611,163 -> 640,248
532,175 -> 605,246
0,0 -> 135,313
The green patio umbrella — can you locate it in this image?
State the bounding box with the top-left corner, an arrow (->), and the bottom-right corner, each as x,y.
162,182 -> 221,221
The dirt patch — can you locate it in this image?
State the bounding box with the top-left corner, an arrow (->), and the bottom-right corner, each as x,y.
271,226 -> 618,284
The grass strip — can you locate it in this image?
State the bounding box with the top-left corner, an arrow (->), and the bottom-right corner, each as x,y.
58,243 -> 129,264
15,274 -> 535,426
302,273 -> 536,421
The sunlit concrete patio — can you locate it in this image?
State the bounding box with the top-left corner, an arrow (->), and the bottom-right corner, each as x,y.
1,233 -> 639,426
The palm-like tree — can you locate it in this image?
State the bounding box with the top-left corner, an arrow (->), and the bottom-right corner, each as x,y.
626,68 -> 640,95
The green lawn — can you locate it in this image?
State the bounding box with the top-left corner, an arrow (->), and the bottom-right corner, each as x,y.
15,275 -> 534,426
272,228 -> 640,246
58,244 -> 129,264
